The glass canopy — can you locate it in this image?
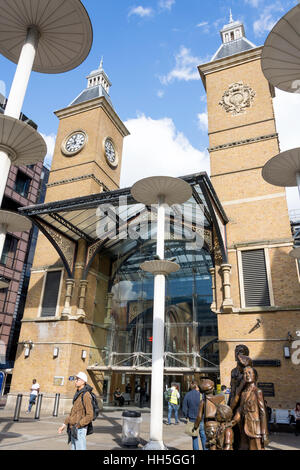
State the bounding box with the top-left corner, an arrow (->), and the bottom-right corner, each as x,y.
19,172 -> 228,374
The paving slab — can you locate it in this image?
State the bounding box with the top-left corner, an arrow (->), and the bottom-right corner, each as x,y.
0,407 -> 299,451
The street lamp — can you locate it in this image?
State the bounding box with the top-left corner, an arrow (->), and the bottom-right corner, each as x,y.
131,176 -> 192,450
0,0 -> 93,259
261,4 -> 300,259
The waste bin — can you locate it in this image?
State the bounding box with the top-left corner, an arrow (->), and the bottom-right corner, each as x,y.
121,410 -> 142,446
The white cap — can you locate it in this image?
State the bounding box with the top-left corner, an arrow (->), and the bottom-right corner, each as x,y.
76,372 -> 87,383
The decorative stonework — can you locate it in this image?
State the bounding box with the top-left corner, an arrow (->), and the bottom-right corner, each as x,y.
47,174 -> 109,192
39,221 -> 76,271
87,240 -> 103,266
208,133 -> 278,153
194,227 -> 213,251
213,233 -> 223,264
76,280 -> 89,319
219,81 -> 256,116
61,279 -> 75,317
220,264 -> 234,313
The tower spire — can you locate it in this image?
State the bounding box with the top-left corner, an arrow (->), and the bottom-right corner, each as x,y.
86,58 -> 112,94
229,9 -> 233,23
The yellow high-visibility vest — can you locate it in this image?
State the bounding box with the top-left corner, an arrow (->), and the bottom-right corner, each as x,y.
170,389 -> 179,405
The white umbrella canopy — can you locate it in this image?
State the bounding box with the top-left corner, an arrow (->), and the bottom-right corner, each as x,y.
131,176 -> 192,206
0,0 -> 93,74
140,260 -> 180,276
289,247 -> 300,259
0,210 -> 32,232
262,148 -> 300,187
261,4 -> 300,93
0,115 -> 47,166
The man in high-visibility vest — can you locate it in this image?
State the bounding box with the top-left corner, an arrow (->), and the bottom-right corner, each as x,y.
166,383 -> 180,425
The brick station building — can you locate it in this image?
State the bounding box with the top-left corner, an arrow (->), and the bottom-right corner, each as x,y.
0,93 -> 49,392
5,16 -> 300,413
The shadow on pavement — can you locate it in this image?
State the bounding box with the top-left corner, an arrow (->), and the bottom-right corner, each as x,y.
0,421 -> 22,442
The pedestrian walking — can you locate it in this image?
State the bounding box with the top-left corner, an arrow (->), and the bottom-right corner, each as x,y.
139,383 -> 146,408
182,382 -> 207,450
264,400 -> 272,434
220,385 -> 230,405
26,379 -> 40,413
165,383 -> 180,425
58,372 -> 93,450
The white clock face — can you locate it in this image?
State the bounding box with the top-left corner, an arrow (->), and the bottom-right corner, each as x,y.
105,139 -> 117,166
63,131 -> 86,156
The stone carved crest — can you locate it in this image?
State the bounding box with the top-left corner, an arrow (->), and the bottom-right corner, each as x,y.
219,81 -> 256,116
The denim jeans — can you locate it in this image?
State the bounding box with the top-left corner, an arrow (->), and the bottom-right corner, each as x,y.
71,427 -> 87,450
27,394 -> 36,412
168,402 -> 179,424
190,419 -> 207,450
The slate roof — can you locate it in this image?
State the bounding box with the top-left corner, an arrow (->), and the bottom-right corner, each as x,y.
212,37 -> 256,61
69,84 -> 113,108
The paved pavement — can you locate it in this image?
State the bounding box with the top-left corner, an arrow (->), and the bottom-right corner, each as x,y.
0,405 -> 300,451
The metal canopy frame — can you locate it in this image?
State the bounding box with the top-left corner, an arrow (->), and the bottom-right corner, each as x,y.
88,350 -> 219,374
18,172 -> 228,278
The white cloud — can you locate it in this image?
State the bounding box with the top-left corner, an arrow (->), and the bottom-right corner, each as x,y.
244,0 -> 261,7
0,80 -> 6,97
158,0 -> 175,10
273,89 -> 300,212
128,6 -> 153,17
157,89 -> 165,98
160,46 -> 202,85
120,114 -> 209,188
253,3 -> 284,37
197,112 -> 208,132
112,281 -> 140,306
41,133 -> 56,169
196,21 -> 210,34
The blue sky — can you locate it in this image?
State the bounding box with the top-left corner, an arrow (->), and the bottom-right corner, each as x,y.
0,0 -> 300,211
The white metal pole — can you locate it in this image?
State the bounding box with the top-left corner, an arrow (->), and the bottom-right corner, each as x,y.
148,196 -> 166,448
0,153 -> 12,207
5,27 -> 40,119
0,27 -> 39,207
0,224 -> 8,262
297,172 -> 300,201
0,27 -> 39,263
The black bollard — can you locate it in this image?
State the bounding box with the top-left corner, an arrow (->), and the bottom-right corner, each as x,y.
13,394 -> 23,422
53,393 -> 60,417
34,393 -> 43,420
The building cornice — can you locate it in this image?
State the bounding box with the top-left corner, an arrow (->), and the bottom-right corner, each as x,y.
54,96 -> 130,138
208,133 -> 278,153
46,173 -> 110,192
228,237 -> 293,250
198,46 -> 263,89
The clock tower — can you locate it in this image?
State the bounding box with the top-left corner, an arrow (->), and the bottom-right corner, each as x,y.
45,59 -> 129,203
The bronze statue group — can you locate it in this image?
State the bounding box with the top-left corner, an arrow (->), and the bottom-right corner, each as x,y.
192,345 -> 269,450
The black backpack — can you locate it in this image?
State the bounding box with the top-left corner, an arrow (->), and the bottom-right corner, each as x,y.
81,390 -> 100,435
81,390 -> 100,421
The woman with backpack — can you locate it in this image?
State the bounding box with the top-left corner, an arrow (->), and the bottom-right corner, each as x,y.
58,372 -> 94,450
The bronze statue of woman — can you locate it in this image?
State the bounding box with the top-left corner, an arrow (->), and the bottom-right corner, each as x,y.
232,366 -> 269,450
